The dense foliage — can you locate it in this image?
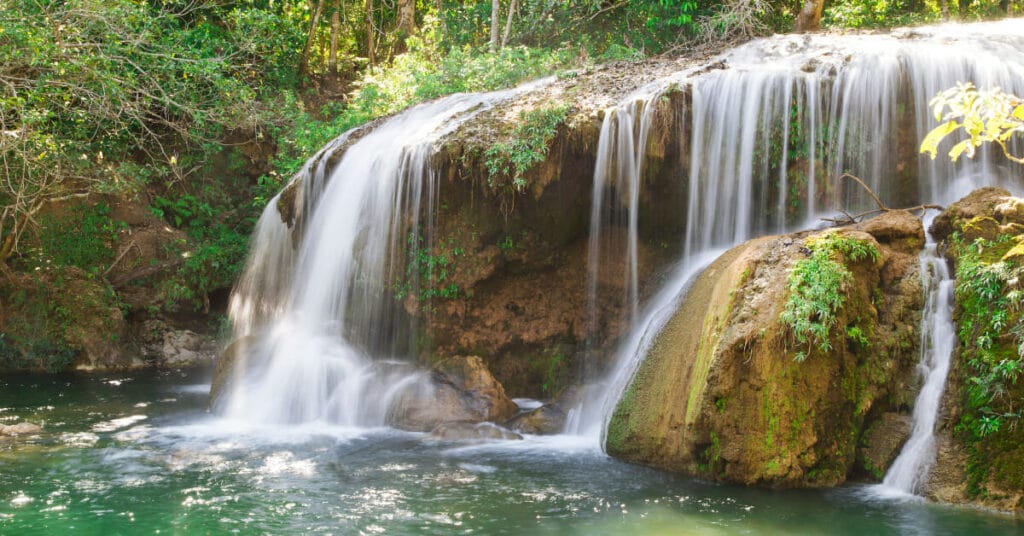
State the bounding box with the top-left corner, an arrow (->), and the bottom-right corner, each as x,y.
1,0 -> 1018,316
953,234 -> 1024,441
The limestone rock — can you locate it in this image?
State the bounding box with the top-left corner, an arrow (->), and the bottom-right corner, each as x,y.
0,266 -> 128,370
208,336 -> 256,407
924,430 -> 969,505
388,356 -> 518,432
161,330 -> 214,368
505,404 -> 568,435
925,189 -> 1024,514
606,214 -> 924,487
855,210 -> 925,254
857,412 -> 911,480
929,186 -> 1012,242
428,421 -> 523,441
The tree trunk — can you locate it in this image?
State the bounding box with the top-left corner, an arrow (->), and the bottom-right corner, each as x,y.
365,0 -> 376,66
329,0 -> 340,73
793,0 -> 824,33
395,0 -> 415,54
301,0 -> 326,76
490,0 -> 500,52
501,0 -> 517,48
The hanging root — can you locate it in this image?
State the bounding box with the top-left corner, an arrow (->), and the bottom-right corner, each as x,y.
821,173 -> 944,226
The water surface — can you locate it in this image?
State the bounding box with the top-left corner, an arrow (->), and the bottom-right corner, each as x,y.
0,371 -> 1020,535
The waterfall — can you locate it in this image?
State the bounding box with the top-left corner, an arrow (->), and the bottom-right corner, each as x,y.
875,234 -> 956,498
218,83 -> 545,426
564,99 -> 659,435
582,20 -> 1024,445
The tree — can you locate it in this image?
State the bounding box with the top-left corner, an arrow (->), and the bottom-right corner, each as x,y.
396,0 -> 416,53
795,0 -> 825,32
301,0 -> 328,76
920,83 -> 1024,164
490,0 -> 501,52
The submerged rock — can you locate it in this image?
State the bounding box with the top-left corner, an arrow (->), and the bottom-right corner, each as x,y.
0,423 -> 42,437
505,404 -> 568,435
388,356 -> 519,432
606,212 -> 925,487
428,421 -> 523,441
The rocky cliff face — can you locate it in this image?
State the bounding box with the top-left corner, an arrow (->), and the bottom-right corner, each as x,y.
606,211 -> 925,487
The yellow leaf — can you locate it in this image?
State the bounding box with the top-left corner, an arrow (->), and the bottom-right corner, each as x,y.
1013,104 -> 1024,122
949,139 -> 974,162
919,120 -> 959,159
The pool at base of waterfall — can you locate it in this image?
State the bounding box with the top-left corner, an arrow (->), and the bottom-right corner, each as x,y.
0,371 -> 1021,535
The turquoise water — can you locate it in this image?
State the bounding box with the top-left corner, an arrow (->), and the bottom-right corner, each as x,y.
0,371 -> 1021,535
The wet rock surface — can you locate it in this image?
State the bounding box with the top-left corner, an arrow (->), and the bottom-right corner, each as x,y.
923,188 -> 1024,513
857,412 -> 912,480
388,356 -> 519,432
607,213 -> 925,487
427,421 -> 523,441
505,404 -> 568,435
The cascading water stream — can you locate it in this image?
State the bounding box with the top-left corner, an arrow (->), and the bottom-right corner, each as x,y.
574,20 -> 1024,453
564,97 -> 660,435
218,82 -> 546,427
874,230 -> 956,498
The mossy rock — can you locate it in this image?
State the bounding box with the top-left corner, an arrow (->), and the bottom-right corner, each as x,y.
607,213 -> 924,488
0,266 -> 128,371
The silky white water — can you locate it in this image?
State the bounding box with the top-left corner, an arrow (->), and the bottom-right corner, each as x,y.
874,235 -> 957,498
219,83 -> 545,426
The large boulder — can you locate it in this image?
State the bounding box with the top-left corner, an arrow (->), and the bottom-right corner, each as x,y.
161,329 -> 216,368
207,336 -> 256,407
606,211 -> 924,487
505,404 -> 568,435
388,356 -> 519,432
857,412 -> 912,480
928,186 -> 1024,243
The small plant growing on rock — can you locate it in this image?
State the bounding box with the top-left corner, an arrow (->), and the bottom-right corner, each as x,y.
780,231 -> 879,361
485,103 -> 570,193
